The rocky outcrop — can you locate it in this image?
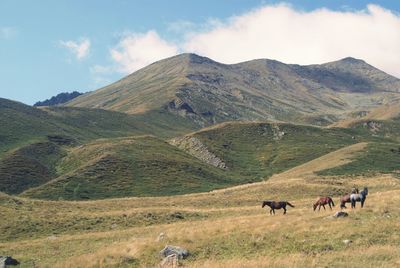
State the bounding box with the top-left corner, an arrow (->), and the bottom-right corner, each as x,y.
363,121 -> 382,133
272,124 -> 285,140
160,245 -> 189,260
170,136 -> 227,169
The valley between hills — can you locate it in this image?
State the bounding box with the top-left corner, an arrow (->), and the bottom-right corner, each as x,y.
1,53 -> 400,267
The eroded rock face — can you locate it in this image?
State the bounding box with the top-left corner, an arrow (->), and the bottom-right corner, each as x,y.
272,124 -> 285,141
170,136 -> 227,169
363,121 -> 382,133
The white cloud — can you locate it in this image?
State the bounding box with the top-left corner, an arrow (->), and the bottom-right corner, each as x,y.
60,38 -> 91,60
182,4 -> 400,78
110,30 -> 178,73
105,4 -> 400,78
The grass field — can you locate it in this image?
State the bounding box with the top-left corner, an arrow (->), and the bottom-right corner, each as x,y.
1,143 -> 399,267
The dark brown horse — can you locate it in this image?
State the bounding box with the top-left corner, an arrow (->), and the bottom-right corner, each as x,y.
262,200 -> 294,215
340,188 -> 359,209
350,187 -> 368,208
313,197 -> 335,211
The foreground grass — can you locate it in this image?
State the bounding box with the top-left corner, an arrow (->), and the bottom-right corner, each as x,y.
1,173 -> 399,267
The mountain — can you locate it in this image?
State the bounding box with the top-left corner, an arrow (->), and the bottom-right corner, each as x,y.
34,91 -> 83,106
66,53 -> 400,126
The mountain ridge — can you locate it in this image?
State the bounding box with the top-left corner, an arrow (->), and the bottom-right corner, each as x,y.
66,53 -> 400,127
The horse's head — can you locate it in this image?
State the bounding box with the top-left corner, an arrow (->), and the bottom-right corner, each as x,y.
363,187 -> 368,195
313,203 -> 318,211
262,200 -> 270,208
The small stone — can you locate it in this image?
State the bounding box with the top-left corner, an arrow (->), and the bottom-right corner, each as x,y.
343,239 -> 352,245
333,211 -> 348,218
47,235 -> 57,240
157,232 -> 167,242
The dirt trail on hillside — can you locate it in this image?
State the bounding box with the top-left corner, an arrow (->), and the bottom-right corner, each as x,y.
331,101 -> 400,128
209,142 -> 368,195
269,142 -> 367,181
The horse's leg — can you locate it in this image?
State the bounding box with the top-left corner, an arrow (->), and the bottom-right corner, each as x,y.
318,204 -> 321,211
361,199 -> 365,208
323,205 -> 326,210
329,203 -> 332,210
270,209 -> 272,215
283,207 -> 286,215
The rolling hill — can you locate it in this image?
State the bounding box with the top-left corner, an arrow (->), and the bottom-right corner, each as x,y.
66,53 -> 400,126
16,121 -> 394,200
0,98 -> 197,156
21,136 -> 233,200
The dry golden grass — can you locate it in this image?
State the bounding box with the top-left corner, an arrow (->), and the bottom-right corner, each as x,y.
1,143 -> 400,267
271,142 -> 367,179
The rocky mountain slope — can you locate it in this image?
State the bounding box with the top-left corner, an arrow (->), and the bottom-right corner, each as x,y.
66,53 -> 400,126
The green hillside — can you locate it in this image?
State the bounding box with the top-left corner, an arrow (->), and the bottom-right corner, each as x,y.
0,98 -> 197,157
6,119 -> 399,201
0,142 -> 66,194
172,122 -> 373,181
21,136 -> 232,200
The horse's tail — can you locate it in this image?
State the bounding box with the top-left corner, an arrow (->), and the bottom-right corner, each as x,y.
286,202 -> 295,207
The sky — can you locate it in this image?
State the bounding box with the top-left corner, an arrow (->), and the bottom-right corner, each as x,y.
1,1 -> 400,105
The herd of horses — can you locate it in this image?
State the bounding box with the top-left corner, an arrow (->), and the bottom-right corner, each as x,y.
262,187 -> 368,215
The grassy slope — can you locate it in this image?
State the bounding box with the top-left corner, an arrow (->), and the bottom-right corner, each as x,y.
21,136 -> 234,200
319,114 -> 400,176
185,122 -> 371,181
317,142 -> 400,176
0,98 -> 197,158
0,98 -> 199,197
0,142 -> 66,194
0,144 -> 399,267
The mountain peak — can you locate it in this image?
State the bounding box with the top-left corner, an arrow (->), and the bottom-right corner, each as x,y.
170,53 -> 220,65
338,57 -> 366,64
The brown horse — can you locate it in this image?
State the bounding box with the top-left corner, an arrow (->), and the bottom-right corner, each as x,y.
262,200 -> 294,215
313,197 -> 335,211
340,188 -> 359,209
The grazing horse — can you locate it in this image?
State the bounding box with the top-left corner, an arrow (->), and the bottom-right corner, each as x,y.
340,188 -> 359,209
313,197 -> 335,211
262,200 -> 294,215
350,187 -> 368,208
